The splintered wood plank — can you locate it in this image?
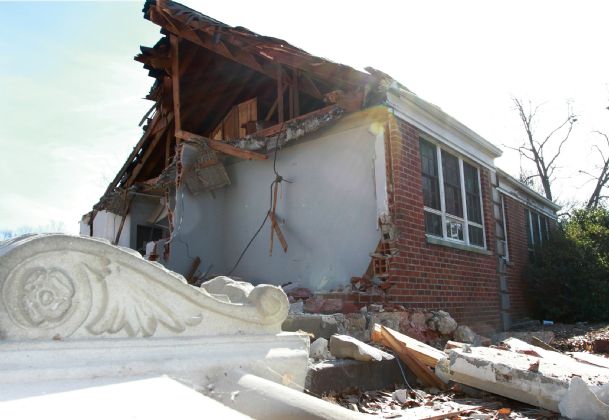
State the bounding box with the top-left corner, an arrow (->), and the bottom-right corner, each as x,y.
277,65 -> 284,123
176,130 -> 267,161
377,325 -> 446,368
186,256 -> 201,284
379,325 -> 447,390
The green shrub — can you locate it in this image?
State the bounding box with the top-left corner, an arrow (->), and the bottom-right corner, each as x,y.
526,207 -> 609,322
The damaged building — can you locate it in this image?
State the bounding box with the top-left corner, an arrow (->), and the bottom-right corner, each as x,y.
80,0 -> 560,332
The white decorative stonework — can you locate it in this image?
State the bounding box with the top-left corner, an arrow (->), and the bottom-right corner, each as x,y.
0,234 -> 289,340
0,235 -> 309,397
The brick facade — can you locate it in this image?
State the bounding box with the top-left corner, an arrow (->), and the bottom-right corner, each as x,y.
383,115 -> 501,333
502,195 -> 533,320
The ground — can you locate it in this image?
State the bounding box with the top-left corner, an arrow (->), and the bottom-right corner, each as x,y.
322,385 -> 557,419
519,322 -> 609,353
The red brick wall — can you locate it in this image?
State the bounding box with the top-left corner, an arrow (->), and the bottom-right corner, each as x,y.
384,115 -> 501,333
502,195 -> 533,320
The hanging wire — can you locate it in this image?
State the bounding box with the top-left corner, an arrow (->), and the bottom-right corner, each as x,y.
227,130 -> 288,276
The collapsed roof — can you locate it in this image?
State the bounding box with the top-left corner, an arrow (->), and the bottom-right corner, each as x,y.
93,0 -> 392,214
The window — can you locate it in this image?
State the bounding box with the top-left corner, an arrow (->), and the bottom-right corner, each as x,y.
419,138 -> 486,248
525,208 -> 550,261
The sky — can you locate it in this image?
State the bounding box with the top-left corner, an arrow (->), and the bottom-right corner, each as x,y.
1,0 -> 608,234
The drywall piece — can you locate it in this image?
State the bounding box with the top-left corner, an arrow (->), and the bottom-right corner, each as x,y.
2,376 -> 252,420
329,334 -> 393,362
437,346 -> 609,413
0,234 -> 309,393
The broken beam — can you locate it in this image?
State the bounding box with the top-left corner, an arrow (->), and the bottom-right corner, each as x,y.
176,130 -> 267,161
149,6 -> 324,100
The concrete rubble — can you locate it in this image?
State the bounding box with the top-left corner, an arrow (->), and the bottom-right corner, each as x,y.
437,337 -> 609,419
309,337 -> 332,360
329,334 -> 393,362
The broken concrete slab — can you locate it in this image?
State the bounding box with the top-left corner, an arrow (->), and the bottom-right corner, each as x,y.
436,344 -> 609,414
329,334 -> 393,362
559,376 -> 609,420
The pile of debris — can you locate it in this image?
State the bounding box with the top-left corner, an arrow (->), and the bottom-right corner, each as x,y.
286,304 -> 485,349
304,317 -> 609,419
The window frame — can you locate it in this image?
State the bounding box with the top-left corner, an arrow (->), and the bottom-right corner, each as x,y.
419,137 -> 487,249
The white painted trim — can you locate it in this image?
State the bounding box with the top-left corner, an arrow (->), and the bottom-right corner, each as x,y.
371,125 -> 389,223
459,159 -> 470,244
422,140 -> 487,249
501,195 -> 510,262
496,168 -> 561,212
387,91 -> 501,170
497,187 -> 558,220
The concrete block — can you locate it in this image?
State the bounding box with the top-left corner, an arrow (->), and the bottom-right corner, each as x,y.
282,314 -> 339,339
306,358 -> 415,394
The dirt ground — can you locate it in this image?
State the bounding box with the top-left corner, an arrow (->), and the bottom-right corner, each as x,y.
516,321 -> 609,353
322,385 -> 558,419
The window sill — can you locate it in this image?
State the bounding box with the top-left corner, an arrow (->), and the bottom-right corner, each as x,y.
425,235 -> 493,256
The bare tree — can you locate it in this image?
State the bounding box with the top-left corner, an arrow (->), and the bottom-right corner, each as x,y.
510,98 -> 577,201
582,131 -> 609,209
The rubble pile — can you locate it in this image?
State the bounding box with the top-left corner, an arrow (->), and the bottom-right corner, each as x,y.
285,301 -> 488,348
298,306 -> 609,419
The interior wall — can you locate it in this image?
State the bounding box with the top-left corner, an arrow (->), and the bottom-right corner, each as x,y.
169,121 -> 384,291
82,210 -> 131,248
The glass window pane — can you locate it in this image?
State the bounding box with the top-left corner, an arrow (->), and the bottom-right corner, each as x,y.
531,211 -> 540,245
525,209 -> 534,248
446,217 -> 464,241
419,140 -> 437,176
441,151 -> 463,217
463,163 -> 482,224
419,139 -> 441,210
425,212 -> 442,237
468,225 -> 484,247
540,215 -> 548,243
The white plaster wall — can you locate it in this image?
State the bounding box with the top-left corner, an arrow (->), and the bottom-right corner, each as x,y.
169,121 -> 384,291
81,210 -> 131,248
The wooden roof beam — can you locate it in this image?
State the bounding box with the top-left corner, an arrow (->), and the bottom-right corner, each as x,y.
176,130 -> 267,161
149,6 -> 324,100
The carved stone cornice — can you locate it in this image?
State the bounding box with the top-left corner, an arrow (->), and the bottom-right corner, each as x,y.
0,234 -> 289,340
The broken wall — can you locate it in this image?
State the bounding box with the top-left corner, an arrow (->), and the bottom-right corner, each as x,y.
169,118 -> 385,291
80,210 -> 131,248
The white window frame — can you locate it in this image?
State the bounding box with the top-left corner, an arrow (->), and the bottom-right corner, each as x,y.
421,137 -> 487,249
527,208 -> 549,248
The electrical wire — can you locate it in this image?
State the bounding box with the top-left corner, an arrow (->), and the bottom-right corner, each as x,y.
227,131 -> 287,276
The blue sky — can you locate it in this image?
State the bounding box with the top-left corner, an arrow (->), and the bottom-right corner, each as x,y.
1,0 -> 608,233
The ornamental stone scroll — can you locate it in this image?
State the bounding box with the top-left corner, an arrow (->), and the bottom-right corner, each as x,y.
0,234 -> 289,340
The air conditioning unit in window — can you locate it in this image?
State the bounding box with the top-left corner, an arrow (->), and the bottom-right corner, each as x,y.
447,221 -> 462,240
